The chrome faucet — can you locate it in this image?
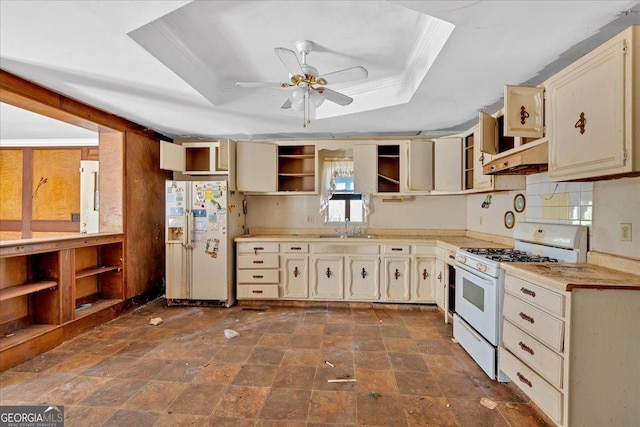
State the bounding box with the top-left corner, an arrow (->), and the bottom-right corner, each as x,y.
344,218 -> 350,237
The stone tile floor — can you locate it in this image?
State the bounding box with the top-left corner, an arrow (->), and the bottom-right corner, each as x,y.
0,299 -> 554,426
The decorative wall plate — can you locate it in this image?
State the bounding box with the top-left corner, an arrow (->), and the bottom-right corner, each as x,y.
514,193 -> 526,212
504,211 -> 515,229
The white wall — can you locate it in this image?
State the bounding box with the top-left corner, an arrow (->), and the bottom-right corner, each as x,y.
592,176 -> 640,260
246,194 -> 467,231
466,190 -> 526,238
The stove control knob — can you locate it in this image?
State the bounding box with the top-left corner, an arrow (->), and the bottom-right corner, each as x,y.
457,255 -> 467,264
477,263 -> 487,272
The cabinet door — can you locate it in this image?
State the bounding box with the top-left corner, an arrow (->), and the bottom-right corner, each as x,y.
346,256 -> 380,300
434,259 -> 446,310
547,37 -> 628,180
311,256 -> 344,299
479,111 -> 498,155
473,134 -> 493,190
282,255 -> 308,299
160,140 -> 186,172
403,140 -> 434,192
504,85 -> 544,138
434,137 -> 463,191
353,144 -> 377,194
237,141 -> 277,192
413,257 -> 436,303
383,257 -> 411,301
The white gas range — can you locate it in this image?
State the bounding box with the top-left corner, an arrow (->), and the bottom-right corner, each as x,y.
452,222 -> 588,382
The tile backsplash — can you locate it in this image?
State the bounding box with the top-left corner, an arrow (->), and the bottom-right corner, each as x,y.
525,172 -> 593,228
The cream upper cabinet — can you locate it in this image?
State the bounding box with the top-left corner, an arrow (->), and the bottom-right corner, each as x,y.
402,140 -> 434,192
236,141 -> 277,192
353,144 -> 377,194
434,137 -> 463,191
504,85 -> 545,138
160,140 -> 230,175
547,25 -> 638,181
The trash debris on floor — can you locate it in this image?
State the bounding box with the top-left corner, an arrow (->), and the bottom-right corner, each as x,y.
327,379 -> 357,383
480,397 -> 497,410
149,317 -> 163,326
368,391 -> 381,399
324,360 -> 335,367
224,329 -> 240,339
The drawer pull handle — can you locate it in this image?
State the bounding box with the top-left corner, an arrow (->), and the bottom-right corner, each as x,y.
326,268 -> 333,278
574,112 -> 586,134
253,246 -> 264,255
448,254 -> 455,260
394,269 -> 400,280
520,105 -> 530,125
391,247 -> 403,251
520,287 -> 536,297
517,372 -> 533,388
519,341 -> 535,355
423,269 -> 429,280
252,290 -> 263,294
290,247 -> 302,250
253,260 -> 264,264
519,312 -> 535,324
252,275 -> 264,279
361,268 -> 368,279
437,272 -> 442,282
294,267 -> 300,278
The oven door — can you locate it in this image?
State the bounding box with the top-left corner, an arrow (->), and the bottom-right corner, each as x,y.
455,264 -> 498,345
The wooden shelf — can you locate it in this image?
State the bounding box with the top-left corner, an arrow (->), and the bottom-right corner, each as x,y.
377,174 -> 400,185
0,324 -> 58,351
378,154 -> 400,158
0,281 -> 57,302
74,298 -> 123,320
278,173 -> 315,177
278,154 -> 315,159
75,265 -> 120,279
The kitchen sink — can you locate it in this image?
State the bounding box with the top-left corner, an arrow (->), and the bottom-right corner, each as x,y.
317,234 -> 378,239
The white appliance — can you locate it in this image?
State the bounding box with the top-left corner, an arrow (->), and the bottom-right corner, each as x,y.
453,222 -> 588,382
80,160 -> 99,234
165,180 -> 245,306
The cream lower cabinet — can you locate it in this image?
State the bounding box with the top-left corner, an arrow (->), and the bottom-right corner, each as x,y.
236,242 -> 280,299
281,255 -> 308,299
310,255 -> 344,299
346,256 -> 380,300
499,272 -> 640,427
381,244 -> 411,302
413,257 -> 436,303
434,259 -> 446,311
547,25 -> 639,181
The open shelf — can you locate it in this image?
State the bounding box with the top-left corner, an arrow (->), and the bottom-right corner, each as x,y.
278,145 -> 316,192
0,281 -> 57,302
74,298 -> 123,320
464,133 -> 474,190
377,145 -> 400,192
75,265 -> 120,279
0,324 -> 58,351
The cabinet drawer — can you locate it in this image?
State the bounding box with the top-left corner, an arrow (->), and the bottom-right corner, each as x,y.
412,244 -> 436,256
505,275 -> 564,316
504,293 -> 564,353
499,347 -> 563,424
237,242 -> 279,254
237,284 -> 279,299
383,244 -> 410,254
237,270 -> 279,283
237,254 -> 279,269
282,243 -> 309,253
503,320 -> 563,388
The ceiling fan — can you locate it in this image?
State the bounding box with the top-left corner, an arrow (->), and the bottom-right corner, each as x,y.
235,40 -> 368,127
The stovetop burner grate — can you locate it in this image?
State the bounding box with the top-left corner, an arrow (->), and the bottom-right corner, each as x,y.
463,248 -> 558,263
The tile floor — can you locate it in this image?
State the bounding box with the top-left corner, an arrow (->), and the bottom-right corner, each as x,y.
0,299 -> 553,426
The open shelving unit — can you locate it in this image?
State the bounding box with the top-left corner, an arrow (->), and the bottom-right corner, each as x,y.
464,133 -> 474,190
0,234 -> 124,370
277,145 -> 316,192
377,145 -> 401,193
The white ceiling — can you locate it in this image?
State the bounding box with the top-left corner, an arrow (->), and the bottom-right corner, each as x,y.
1,1 -> 639,141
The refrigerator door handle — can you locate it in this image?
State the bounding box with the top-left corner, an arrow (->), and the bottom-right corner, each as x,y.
184,209 -> 193,249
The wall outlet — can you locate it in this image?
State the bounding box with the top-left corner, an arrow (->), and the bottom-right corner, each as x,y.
620,223 -> 632,242
306,215 -> 314,224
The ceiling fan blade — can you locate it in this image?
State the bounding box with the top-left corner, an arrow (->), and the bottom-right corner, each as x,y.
274,47 -> 304,76
235,81 -> 286,88
321,88 -> 353,106
280,98 -> 292,109
319,66 -> 368,85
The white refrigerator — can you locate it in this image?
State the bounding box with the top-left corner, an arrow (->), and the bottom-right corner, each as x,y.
165,180 -> 244,306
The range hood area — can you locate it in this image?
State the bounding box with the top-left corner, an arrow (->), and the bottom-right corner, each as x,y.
483,141 -> 548,175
